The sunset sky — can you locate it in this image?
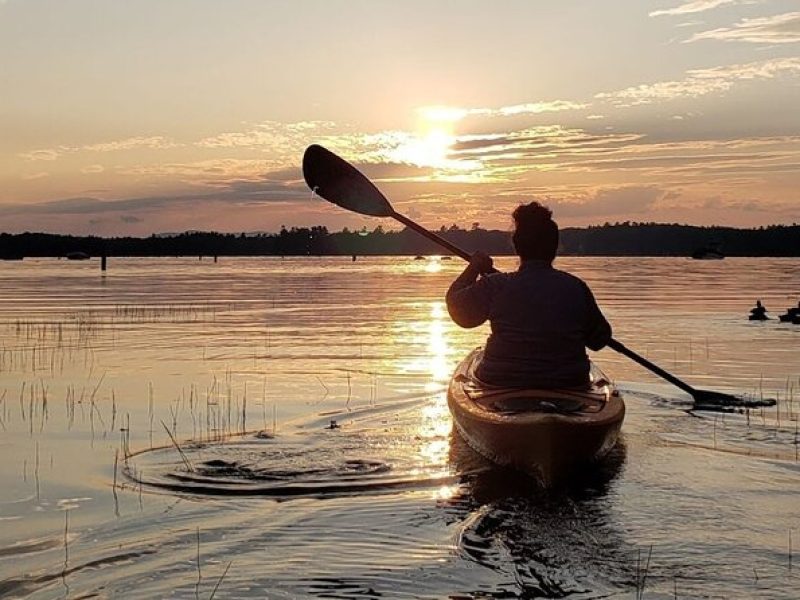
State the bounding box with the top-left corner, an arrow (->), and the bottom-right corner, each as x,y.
1,0 -> 798,235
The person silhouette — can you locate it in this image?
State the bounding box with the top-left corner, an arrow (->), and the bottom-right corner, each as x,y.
780,301 -> 800,322
749,300 -> 768,321
446,202 -> 611,388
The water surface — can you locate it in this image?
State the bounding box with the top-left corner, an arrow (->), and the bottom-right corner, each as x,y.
0,256 -> 798,598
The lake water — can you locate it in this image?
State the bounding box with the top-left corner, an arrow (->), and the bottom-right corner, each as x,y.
0,256 -> 798,599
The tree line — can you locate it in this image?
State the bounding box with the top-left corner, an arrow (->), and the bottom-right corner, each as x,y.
1,222 -> 798,259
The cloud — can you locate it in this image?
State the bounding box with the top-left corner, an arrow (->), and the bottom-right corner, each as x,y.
120,215 -> 143,223
694,196 -> 799,214
197,120 -> 337,150
688,12 -> 800,43
119,158 -> 276,182
418,100 -> 587,122
566,151 -> 787,174
81,164 -> 105,174
20,149 -> 60,161
551,186 -> 670,217
478,186 -> 673,220
596,57 -> 800,105
0,165 -> 312,218
84,136 -> 177,152
452,126 -> 642,156
19,136 -> 178,161
649,0 -> 741,17
439,118 -> 800,184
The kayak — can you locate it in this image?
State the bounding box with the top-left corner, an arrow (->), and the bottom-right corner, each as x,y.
447,348 -> 625,486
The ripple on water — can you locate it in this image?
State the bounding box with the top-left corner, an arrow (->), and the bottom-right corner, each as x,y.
124,426 -> 462,499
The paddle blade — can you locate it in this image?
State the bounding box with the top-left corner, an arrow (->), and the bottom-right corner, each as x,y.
302,144 -> 394,217
692,388 -> 776,410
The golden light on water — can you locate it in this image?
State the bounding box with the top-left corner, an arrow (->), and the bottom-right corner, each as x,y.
401,300 -> 454,387
415,301 -> 455,482
426,301 -> 452,385
434,483 -> 461,501
424,257 -> 443,273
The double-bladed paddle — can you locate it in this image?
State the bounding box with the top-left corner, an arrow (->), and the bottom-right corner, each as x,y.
302,144 -> 774,410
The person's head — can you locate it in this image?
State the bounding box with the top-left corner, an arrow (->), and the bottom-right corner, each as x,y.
512,202 -> 559,262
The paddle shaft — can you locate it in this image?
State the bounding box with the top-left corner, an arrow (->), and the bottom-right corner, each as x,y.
606,338 -> 697,397
391,212 -> 472,260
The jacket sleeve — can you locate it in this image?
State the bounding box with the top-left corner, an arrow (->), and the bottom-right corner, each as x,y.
582,282 -> 612,350
446,272 -> 493,328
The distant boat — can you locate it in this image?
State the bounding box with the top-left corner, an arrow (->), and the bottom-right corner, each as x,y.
441,256 -> 453,260
66,251 -> 91,260
779,307 -> 800,323
691,247 -> 724,260
0,254 -> 23,261
414,255 -> 425,260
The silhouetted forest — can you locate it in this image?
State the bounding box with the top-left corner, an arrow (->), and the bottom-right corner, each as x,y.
1,222 -> 798,259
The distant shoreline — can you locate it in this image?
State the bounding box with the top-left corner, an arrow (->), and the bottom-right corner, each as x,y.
2,222 -> 799,258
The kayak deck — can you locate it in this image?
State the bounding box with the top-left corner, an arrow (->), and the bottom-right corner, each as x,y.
447,348 -> 625,486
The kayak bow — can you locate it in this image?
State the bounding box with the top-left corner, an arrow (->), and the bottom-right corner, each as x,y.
447,348 -> 625,487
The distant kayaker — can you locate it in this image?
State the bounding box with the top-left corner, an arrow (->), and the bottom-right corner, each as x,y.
779,301 -> 800,322
445,202 -> 612,389
749,300 -> 768,321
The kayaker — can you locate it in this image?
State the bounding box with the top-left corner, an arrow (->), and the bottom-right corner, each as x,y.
749,300 -> 768,320
445,201 -> 611,389
779,301 -> 800,322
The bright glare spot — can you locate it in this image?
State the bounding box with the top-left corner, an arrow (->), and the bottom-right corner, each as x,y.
434,484 -> 460,500
390,127 -> 460,170
419,438 -> 449,466
428,311 -> 450,382
425,257 -> 442,273
387,106 -> 480,173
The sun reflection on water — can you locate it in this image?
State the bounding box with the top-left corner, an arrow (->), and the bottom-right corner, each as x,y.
424,257 -> 443,273
409,301 -> 456,491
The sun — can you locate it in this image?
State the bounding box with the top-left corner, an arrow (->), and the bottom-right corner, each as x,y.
391,126 -> 454,169
387,106 -> 471,171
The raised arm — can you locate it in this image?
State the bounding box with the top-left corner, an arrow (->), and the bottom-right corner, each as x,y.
445,252 -> 494,329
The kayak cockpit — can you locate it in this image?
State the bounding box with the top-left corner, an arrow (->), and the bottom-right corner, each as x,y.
455,348 -> 615,415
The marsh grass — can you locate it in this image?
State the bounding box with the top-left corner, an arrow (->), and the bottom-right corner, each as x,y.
161,420 -> 194,472
634,545 -> 653,600
208,561 -> 232,600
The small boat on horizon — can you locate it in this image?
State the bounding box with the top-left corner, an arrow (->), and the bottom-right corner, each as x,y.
691,247 -> 725,260
66,251 -> 91,260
